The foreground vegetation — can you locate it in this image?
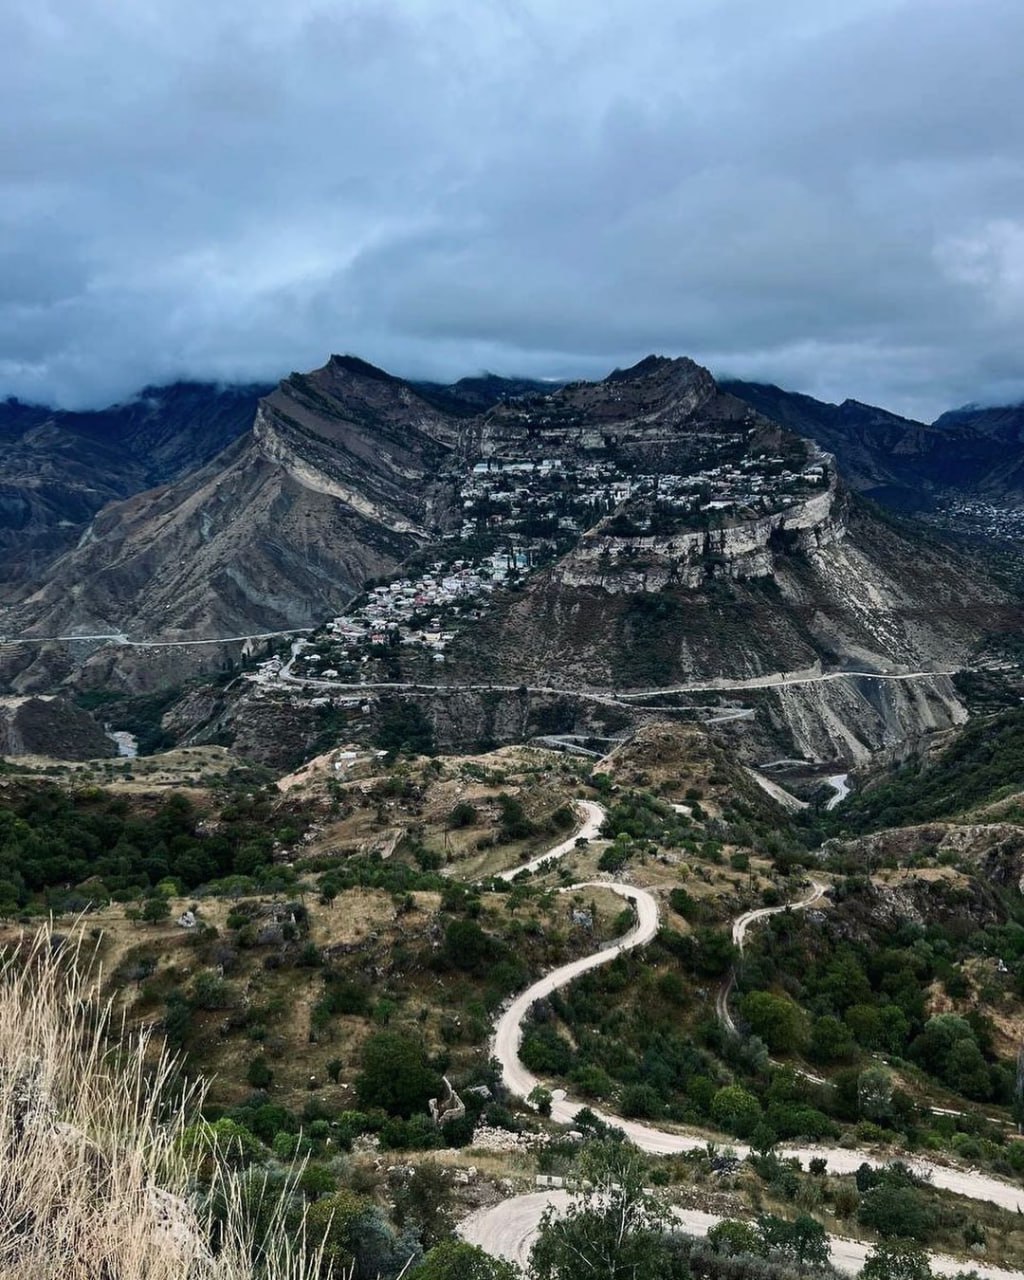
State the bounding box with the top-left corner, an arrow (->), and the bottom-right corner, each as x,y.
4,709 -> 1024,1276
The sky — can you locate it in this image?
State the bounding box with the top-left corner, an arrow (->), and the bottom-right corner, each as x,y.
2,0 -> 1023,419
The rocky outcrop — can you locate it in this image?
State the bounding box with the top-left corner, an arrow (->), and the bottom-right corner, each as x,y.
555,472 -> 843,594
825,872 -> 1007,940
0,695 -> 114,759
823,821 -> 1024,892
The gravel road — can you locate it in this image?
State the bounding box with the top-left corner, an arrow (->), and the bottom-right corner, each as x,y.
459,1190 -> 1024,1278
477,799 -> 1024,1277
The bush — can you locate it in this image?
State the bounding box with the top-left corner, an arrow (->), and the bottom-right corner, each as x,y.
443,919 -> 497,972
355,1031 -> 442,1118
412,1240 -> 521,1280
245,1056 -> 273,1090
740,991 -> 808,1054
858,1183 -> 935,1241
712,1085 -> 762,1137
620,1084 -> 663,1119
521,1025 -> 574,1074
448,801 -> 478,829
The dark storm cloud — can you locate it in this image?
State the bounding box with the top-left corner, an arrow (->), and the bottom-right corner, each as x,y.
2,0 -> 1023,417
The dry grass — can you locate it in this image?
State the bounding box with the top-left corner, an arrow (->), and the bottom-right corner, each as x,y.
0,929 -> 323,1279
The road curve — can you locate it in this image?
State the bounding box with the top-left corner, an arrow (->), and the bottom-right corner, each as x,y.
490,849 -> 1024,1214
496,800 -> 606,882
492,879 -> 660,1111
732,879 -> 827,951
459,1190 -> 1024,1279
721,878 -> 832,1085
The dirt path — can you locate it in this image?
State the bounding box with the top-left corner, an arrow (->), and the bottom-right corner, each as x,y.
496,800 -> 606,882
485,828 -> 1024,1260
459,1190 -> 1024,1278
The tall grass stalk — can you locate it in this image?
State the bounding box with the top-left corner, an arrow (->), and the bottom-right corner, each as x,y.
0,929 -> 324,1279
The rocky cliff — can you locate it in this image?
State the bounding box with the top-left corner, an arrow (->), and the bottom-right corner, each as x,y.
0,358 -> 463,657
553,471 -> 843,594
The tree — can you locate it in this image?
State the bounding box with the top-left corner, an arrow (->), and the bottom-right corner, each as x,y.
706,1219 -> 766,1258
858,1065 -> 895,1122
298,1163 -> 336,1200
530,1140 -> 671,1280
861,1239 -> 933,1280
444,919 -> 496,972
740,991 -> 809,1054
711,1084 -> 762,1137
810,1015 -> 856,1064
141,894 -> 171,924
858,1184 -> 935,1241
910,1015 -> 991,1100
356,1031 -> 442,1118
246,1056 -> 273,1090
757,1213 -> 830,1268
412,1240 -> 520,1280
393,1161 -> 455,1248
448,802 -> 478,829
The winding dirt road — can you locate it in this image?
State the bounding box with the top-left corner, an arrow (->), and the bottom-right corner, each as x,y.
497,800 -> 606,882
476,815 -> 1024,1274
459,1191 -> 1022,1279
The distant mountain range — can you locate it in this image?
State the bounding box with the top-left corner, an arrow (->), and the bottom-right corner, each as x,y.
0,381 -> 268,589
721,381 -> 1024,510
2,353 -> 1022,764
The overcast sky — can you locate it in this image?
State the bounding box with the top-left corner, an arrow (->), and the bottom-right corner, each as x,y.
2,0 -> 1023,418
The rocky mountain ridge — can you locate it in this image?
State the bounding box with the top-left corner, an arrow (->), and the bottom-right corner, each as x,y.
723,379 -> 1024,510
0,382 -> 267,592
2,353 -> 1022,768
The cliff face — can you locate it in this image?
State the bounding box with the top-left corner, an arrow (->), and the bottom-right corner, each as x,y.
0,359 -> 462,647
554,474 -> 844,594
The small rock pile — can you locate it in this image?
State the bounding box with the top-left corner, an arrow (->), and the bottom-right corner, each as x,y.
469,1125 -> 552,1152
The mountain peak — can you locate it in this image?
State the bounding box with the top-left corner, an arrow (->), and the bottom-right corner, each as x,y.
324,354 -> 400,384
605,354 -> 705,385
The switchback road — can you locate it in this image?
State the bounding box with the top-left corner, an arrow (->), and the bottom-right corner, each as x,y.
476,814 -> 1024,1275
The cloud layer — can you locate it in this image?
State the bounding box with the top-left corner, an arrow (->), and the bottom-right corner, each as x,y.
2,0 -> 1023,417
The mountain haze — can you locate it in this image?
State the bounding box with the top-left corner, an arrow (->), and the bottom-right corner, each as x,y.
0,382 -> 266,591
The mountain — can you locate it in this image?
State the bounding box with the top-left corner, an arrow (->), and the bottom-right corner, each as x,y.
1,358 -> 462,647
426,362 -> 1020,761
721,380 -> 1024,510
412,372 -> 558,416
0,382 -> 267,590
3,353 -> 1022,767
933,401 -> 1024,444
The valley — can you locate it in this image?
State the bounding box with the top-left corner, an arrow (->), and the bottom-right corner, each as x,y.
4,353 -> 1024,1280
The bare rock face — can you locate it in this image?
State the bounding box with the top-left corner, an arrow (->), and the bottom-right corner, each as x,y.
1,358 -> 462,644
554,474 -> 844,594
